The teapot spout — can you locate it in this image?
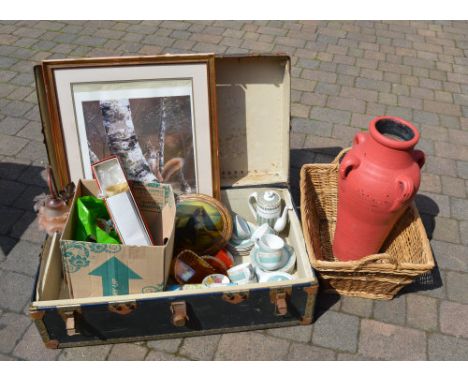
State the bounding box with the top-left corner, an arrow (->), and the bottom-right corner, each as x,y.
274,207 -> 291,233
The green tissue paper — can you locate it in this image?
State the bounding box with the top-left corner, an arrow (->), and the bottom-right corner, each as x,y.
74,196 -> 121,244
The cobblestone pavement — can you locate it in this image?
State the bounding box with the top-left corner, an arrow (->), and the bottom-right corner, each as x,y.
0,20 -> 467,361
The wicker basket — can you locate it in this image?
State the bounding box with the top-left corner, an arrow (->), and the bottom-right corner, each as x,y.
300,148 -> 435,300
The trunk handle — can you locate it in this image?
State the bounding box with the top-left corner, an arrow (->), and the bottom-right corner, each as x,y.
170,301 -> 189,327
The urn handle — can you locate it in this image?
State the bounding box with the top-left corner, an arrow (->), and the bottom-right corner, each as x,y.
339,153 -> 361,180
413,149 -> 425,169
391,175 -> 415,212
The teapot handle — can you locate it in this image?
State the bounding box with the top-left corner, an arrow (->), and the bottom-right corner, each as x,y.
248,192 -> 258,220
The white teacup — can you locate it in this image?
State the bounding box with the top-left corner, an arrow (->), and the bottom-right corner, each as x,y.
227,263 -> 257,285
256,233 -> 285,271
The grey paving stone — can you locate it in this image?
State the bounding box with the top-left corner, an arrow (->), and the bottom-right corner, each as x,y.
312,310 -> 359,352
2,100 -> 34,118
266,324 -> 313,343
424,156 -> 458,177
178,334 -> 221,360
0,206 -> 24,235
451,197 -> 468,221
15,141 -> 48,162
340,296 -> 373,318
13,324 -> 61,360
292,118 -> 333,137
0,353 -> 19,360
16,164 -> 47,187
428,333 -> 468,360
0,179 -> 25,206
446,272 -> 468,304
0,56 -> 17,69
0,116 -> 28,136
10,211 -> 46,244
215,332 -> 289,360
456,160 -> 468,179
107,343 -> 148,361
13,184 -> 47,211
431,241 -> 468,272
0,312 -> 31,353
373,295 -> 406,326
0,133 -> 29,156
460,221 -> 468,246
0,69 -> 16,82
58,345 -> 112,361
0,270 -> 34,312
16,121 -> 44,142
432,217 -> 460,243
74,35 -> 107,47
406,294 -> 438,331
145,350 -> 189,361
416,192 -> 451,218
288,343 -> 335,360
0,240 -> 40,276
337,352 -> 379,361
0,236 -> 17,259
440,301 -> 468,338
309,106 -> 351,125
147,338 -> 182,354
359,319 -> 427,360
420,173 -> 442,193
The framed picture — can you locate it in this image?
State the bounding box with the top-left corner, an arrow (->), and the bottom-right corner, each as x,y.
40,54 -> 220,199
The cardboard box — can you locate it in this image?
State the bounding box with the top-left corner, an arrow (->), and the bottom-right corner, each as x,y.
60,179 -> 175,298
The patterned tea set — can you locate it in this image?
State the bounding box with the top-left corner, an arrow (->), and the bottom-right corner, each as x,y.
169,190 -> 296,290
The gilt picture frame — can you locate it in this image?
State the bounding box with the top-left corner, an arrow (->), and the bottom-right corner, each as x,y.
39,54 -> 220,199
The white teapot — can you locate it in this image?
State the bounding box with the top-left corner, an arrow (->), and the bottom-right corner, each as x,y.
248,190 -> 291,233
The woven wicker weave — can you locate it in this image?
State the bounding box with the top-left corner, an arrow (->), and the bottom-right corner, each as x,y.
300,148 -> 435,300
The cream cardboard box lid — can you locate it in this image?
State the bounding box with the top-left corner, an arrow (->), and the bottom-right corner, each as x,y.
60,179 -> 175,298
216,54 -> 290,188
91,156 -> 153,246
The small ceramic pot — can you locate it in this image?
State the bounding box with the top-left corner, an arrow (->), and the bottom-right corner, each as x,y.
227,263 -> 257,285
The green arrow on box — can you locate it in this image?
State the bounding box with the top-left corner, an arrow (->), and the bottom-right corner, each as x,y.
89,256 -> 142,296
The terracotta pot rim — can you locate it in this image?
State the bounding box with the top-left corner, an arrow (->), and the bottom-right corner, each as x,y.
369,116 -> 420,150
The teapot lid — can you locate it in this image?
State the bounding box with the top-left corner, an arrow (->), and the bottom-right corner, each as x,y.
258,190 -> 281,209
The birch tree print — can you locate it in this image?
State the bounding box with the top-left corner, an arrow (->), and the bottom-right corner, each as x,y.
100,99 -> 157,183
83,95 -> 196,194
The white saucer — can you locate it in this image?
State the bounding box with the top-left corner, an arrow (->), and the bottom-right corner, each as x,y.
228,222 -> 257,255
250,244 -> 296,274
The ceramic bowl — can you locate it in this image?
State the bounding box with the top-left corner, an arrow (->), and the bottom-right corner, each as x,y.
202,274 -> 231,288
227,263 -> 257,285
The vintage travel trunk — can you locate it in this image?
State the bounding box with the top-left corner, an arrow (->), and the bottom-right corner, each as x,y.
30,54 -> 319,348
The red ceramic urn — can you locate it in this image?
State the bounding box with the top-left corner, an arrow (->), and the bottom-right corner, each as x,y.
332,116 -> 425,261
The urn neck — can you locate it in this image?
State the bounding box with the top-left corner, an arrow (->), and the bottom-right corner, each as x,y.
369,116 -> 420,151
364,116 -> 419,168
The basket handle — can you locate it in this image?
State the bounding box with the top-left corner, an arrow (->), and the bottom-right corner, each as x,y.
332,147 -> 351,164
355,253 -> 397,267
